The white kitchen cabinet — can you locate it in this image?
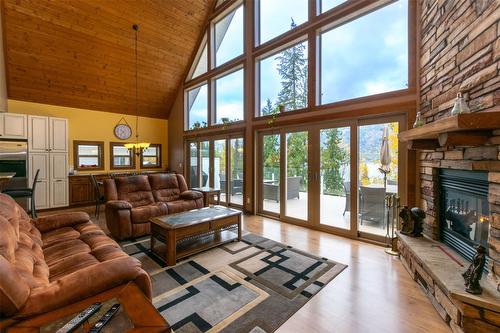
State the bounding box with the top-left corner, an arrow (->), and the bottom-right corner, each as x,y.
27,116 -> 69,209
0,113 -> 27,139
28,116 -> 49,152
50,152 -> 68,207
49,118 -> 68,152
29,153 -> 50,209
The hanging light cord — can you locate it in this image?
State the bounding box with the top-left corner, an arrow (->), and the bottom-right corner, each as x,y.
133,24 -> 139,145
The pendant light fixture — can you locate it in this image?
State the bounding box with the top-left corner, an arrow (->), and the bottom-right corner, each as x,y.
124,23 -> 150,156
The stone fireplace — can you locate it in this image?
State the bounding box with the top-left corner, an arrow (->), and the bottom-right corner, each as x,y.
419,144 -> 499,288
396,0 -> 500,331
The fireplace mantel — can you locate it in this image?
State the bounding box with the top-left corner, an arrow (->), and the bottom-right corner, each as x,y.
399,109 -> 500,150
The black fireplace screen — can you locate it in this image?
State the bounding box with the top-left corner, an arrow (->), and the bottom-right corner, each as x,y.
439,169 -> 489,263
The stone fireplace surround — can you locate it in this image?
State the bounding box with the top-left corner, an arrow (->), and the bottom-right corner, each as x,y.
397,138 -> 500,333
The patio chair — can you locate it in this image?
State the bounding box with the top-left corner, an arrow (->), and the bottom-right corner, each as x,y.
263,177 -> 301,202
359,186 -> 386,227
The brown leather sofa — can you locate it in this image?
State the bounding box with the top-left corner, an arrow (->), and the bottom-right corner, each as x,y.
0,193 -> 151,323
104,173 -> 203,240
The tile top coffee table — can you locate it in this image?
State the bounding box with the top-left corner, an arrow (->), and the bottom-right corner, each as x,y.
150,206 -> 242,266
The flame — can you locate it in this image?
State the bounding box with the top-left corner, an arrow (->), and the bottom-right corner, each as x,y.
479,216 -> 489,223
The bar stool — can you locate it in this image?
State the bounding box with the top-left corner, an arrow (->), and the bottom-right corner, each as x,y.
3,169 -> 40,218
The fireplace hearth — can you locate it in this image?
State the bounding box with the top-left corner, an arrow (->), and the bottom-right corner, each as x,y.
439,169 -> 490,265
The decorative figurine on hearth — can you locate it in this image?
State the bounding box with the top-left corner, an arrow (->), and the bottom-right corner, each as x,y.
462,245 -> 487,295
399,206 -> 426,237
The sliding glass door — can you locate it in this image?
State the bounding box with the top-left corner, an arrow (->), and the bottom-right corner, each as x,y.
257,116 -> 405,241
186,135 -> 244,207
214,139 -> 226,202
259,129 -> 311,223
357,121 -> 399,238
285,131 -> 308,221
261,133 -> 281,215
319,126 -> 351,230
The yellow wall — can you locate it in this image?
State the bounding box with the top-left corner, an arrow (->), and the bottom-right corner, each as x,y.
8,99 -> 168,173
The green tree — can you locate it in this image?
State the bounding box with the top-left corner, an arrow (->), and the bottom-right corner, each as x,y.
321,129 -> 349,195
262,98 -> 274,116
276,19 -> 308,110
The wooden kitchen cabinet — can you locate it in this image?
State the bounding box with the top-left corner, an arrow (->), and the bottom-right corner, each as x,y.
69,174 -> 109,206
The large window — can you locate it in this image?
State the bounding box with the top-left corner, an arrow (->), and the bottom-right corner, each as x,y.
259,40 -> 308,116
73,141 -> 104,171
319,0 -> 408,104
215,69 -> 244,124
110,142 -> 134,169
214,5 -> 244,66
140,144 -> 161,168
186,84 -> 208,130
258,0 -> 308,44
191,42 -> 208,79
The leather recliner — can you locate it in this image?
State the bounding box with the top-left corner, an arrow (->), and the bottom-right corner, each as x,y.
104,173 -> 203,240
0,193 -> 151,322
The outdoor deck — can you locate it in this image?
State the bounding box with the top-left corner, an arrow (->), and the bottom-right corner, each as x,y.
222,192 -> 388,236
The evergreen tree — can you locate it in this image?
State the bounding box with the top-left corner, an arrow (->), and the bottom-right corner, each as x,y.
262,98 -> 274,116
275,19 -> 308,111
321,129 -> 349,195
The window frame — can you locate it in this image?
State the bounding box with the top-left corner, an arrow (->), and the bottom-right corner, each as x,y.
109,142 -> 135,170
73,140 -> 104,171
316,0 -> 410,107
183,0 -> 415,130
185,81 -> 209,131
212,65 -> 245,125
140,143 -> 162,169
255,35 -> 309,117
211,2 -> 245,69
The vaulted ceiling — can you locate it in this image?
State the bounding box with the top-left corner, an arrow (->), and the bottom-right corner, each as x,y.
2,0 -> 213,119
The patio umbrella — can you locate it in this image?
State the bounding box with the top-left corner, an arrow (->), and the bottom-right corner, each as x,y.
379,126 -> 391,189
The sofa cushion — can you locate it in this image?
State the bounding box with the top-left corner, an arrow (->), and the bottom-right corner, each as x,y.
130,203 -> 168,223
0,193 -> 152,319
148,173 -> 181,202
166,199 -> 198,214
0,195 -> 49,317
115,175 -> 155,207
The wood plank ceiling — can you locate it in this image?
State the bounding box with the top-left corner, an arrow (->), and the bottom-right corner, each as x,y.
2,0 -> 213,119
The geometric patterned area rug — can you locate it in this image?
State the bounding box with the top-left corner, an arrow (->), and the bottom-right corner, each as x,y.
120,233 -> 347,333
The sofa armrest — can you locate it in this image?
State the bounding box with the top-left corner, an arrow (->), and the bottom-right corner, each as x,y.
17,257 -> 151,318
33,212 -> 90,233
106,200 -> 133,210
105,201 -> 133,240
180,190 -> 203,200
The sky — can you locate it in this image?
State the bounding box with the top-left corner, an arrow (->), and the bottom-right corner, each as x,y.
187,0 -> 408,129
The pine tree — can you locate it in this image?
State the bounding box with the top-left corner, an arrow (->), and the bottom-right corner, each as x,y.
275,19 -> 308,111
321,129 -> 349,195
261,98 -> 274,116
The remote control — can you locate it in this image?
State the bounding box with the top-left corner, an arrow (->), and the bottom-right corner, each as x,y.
89,303 -> 121,333
56,302 -> 102,333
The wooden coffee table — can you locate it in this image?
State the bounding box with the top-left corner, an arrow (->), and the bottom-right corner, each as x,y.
150,206 -> 242,266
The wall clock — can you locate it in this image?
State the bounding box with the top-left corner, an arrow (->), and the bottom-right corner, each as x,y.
114,123 -> 132,140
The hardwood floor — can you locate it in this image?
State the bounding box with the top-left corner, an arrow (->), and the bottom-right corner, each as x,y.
40,206 -> 451,333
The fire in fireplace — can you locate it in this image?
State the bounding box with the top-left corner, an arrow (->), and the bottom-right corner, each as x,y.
439,169 -> 489,264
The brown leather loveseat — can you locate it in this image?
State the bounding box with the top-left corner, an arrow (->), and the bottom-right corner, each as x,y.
0,193 -> 151,325
104,173 -> 203,240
